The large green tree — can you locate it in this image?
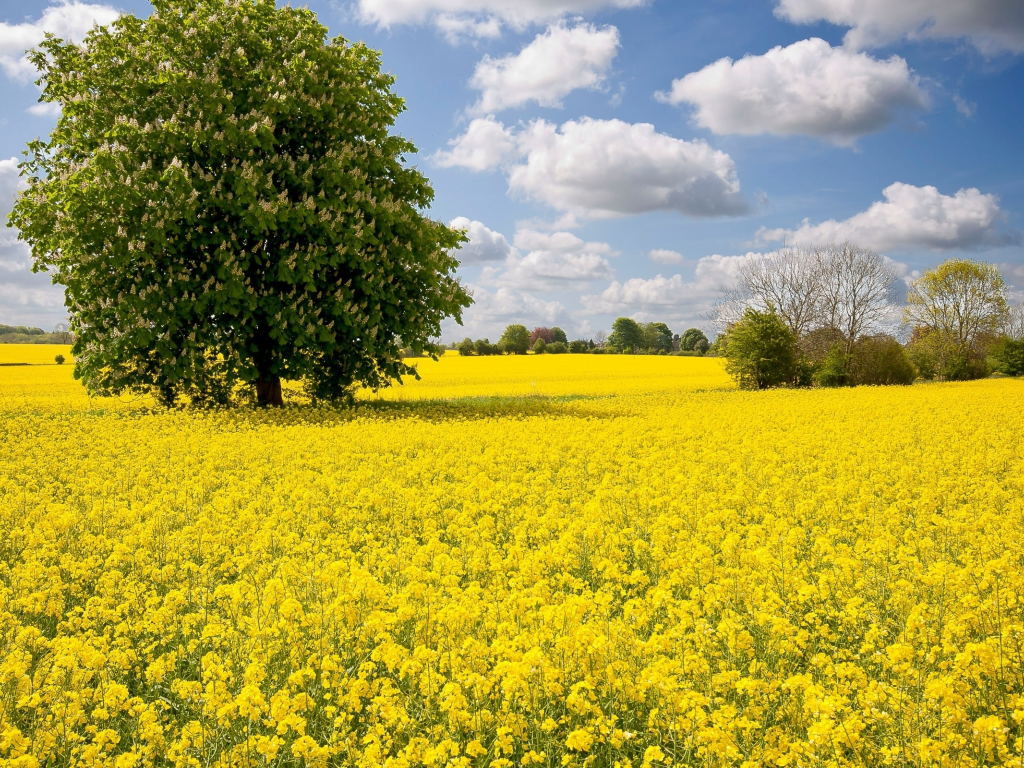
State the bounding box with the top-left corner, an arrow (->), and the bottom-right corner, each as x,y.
9,0 -> 470,406
642,322 -> 673,352
609,317 -> 643,353
499,324 -> 530,354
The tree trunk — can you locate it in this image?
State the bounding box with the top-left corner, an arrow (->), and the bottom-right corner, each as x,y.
256,376 -> 283,407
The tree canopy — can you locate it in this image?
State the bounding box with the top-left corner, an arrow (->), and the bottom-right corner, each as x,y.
9,0 -> 470,406
609,317 -> 643,353
499,324 -> 530,355
724,307 -> 797,390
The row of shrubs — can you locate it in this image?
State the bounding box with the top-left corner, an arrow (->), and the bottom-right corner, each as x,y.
718,307 -> 1024,390
452,322 -> 713,357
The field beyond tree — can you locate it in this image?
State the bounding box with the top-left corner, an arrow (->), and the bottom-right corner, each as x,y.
2,353 -> 1023,768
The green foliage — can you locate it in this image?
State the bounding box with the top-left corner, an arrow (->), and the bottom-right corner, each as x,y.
8,0 -> 470,407
814,345 -> 850,388
692,338 -> 710,355
706,335 -> 726,357
0,324 -> 72,344
609,317 -> 643,353
907,329 -> 987,381
551,327 -> 568,345
547,341 -> 567,355
724,307 -> 797,390
990,338 -> 1024,376
457,338 -> 475,357
679,327 -> 708,352
568,340 -> 588,354
474,338 -> 499,356
849,335 -> 916,386
642,322 -> 673,352
54,354 -> 66,365
499,324 -> 530,355
905,260 -> 1007,364
0,324 -> 45,336
532,338 -> 548,354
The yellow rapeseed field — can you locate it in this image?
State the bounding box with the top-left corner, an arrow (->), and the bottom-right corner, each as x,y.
1,353 -> 1023,768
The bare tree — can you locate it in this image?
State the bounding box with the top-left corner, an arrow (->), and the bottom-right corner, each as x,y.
52,322 -> 74,344
1004,302 -> 1024,341
593,330 -> 607,347
712,248 -> 823,336
816,243 -> 899,355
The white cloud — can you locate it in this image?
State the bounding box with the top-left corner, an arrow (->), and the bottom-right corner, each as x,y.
446,285 -> 568,339
649,249 -> 686,264
0,1 -> 119,81
477,227 -> 616,290
27,101 -> 62,117
434,117 -> 748,220
356,0 -> 645,37
432,116 -> 516,172
449,217 -> 515,264
757,182 -> 1013,252
434,13 -> 501,43
0,157 -> 66,325
953,94 -> 976,118
510,118 -> 748,219
469,22 -> 619,114
775,0 -> 1024,55
658,38 -> 928,145
581,252 -> 766,322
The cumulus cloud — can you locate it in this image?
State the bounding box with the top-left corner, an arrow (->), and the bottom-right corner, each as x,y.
581,252 -> 766,321
0,157 -> 66,324
649,249 -> 686,264
444,285 -> 569,339
449,217 -> 515,263
432,116 -> 517,172
775,0 -> 1024,54
356,0 -> 644,38
433,13 -> 501,42
434,117 -> 748,220
515,118 -> 749,219
658,38 -> 928,145
469,22 -> 619,114
757,182 -> 1014,252
0,1 -> 119,81
476,227 -> 616,290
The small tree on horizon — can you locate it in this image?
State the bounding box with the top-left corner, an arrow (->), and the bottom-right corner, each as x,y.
680,328 -> 708,352
499,324 -> 530,354
609,317 -> 643,353
9,0 -> 471,407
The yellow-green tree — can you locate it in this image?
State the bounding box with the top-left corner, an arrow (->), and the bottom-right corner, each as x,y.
904,260 -> 1007,380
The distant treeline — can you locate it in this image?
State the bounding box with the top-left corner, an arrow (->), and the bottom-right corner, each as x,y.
448,322 -> 711,356
0,324 -> 74,344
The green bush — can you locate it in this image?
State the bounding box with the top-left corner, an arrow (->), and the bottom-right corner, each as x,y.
680,328 -> 708,352
724,307 -> 797,390
474,339 -> 499,356
568,340 -> 588,354
54,354 -> 66,365
457,338 -> 474,356
814,345 -> 850,388
532,338 -> 547,354
990,338 -> 1024,376
548,341 -> 567,354
849,335 -> 916,386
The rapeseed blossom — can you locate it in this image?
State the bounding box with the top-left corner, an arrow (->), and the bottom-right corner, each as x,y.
1,352 -> 1023,768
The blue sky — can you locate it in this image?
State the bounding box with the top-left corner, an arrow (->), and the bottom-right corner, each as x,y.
2,0 -> 1022,340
